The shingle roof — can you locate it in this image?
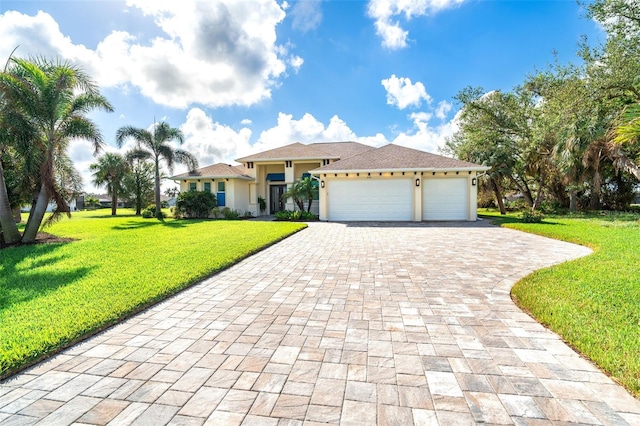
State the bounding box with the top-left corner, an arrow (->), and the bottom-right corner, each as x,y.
171,163 -> 253,180
235,141 -> 373,162
310,144 -> 488,173
308,142 -> 374,159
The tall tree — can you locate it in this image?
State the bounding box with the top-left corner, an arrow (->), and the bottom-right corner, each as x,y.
116,122 -> 198,220
0,57 -> 112,243
90,152 -> 129,216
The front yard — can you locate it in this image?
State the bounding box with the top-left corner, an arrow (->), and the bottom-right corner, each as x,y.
482,210 -> 640,396
0,211 -> 305,379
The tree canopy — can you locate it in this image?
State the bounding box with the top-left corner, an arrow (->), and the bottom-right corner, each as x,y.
447,0 -> 640,213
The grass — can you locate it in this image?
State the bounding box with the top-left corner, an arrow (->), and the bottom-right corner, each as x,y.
480,209 -> 640,395
0,210 -> 306,378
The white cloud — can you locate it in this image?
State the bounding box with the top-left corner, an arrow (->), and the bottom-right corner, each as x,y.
435,100 -> 452,119
290,1 -> 323,33
0,1 -> 301,108
367,0 -> 467,49
381,74 -> 431,109
240,118 -> 253,125
391,108 -> 459,153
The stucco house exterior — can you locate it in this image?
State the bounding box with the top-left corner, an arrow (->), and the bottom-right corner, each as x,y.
171,141 -> 489,221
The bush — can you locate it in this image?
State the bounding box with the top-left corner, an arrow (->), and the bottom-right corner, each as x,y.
142,207 -> 166,219
521,210 -> 544,223
274,210 -> 318,221
175,191 -> 217,219
222,208 -> 241,220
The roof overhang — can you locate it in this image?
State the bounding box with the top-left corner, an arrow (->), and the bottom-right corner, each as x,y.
235,156 -> 339,163
310,166 -> 490,175
171,175 -> 254,181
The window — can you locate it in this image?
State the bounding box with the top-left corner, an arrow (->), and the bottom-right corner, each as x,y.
188,182 -> 197,191
246,162 -> 254,169
204,182 -> 211,192
217,181 -> 226,207
285,160 -> 292,168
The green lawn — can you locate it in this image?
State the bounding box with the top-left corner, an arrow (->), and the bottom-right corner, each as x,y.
0,210 -> 306,378
481,209 -> 640,396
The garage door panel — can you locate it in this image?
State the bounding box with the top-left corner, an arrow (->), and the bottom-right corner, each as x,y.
423,178 -> 468,221
328,179 -> 412,221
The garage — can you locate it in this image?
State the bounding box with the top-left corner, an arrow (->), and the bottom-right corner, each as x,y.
423,177 -> 469,221
328,178 -> 413,221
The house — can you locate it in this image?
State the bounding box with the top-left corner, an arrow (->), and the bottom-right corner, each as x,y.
171,141 -> 489,221
171,163 -> 254,213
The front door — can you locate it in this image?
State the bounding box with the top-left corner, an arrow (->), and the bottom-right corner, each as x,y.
270,185 -> 286,214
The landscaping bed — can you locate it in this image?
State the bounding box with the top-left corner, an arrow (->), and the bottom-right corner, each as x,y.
481,210 -> 640,396
0,210 -> 305,378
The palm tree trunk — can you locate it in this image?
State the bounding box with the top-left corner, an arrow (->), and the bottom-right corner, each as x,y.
21,184 -> 49,243
590,170 -> 602,210
154,159 -> 162,220
307,195 -> 313,213
111,191 -> 117,216
0,162 -> 21,244
569,189 -> 578,212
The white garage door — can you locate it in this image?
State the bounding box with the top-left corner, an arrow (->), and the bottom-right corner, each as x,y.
423,178 -> 468,221
328,178 -> 413,221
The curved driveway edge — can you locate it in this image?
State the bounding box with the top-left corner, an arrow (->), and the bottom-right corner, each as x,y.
1,221 -> 639,425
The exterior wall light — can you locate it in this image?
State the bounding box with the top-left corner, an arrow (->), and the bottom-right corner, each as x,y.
415,178 -> 420,187
320,180 -> 325,188
472,178 -> 477,186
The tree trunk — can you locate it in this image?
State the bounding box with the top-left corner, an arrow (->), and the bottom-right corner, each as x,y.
154,159 -> 162,220
0,161 -> 21,244
569,189 -> 578,212
590,170 -> 602,210
135,181 -> 142,215
532,180 -> 545,211
111,191 -> 117,216
307,194 -> 313,213
508,175 -> 534,207
12,206 -> 21,223
21,184 -> 49,243
491,177 -> 506,215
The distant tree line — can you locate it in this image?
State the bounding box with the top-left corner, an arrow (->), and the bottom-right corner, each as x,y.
445,0 -> 640,213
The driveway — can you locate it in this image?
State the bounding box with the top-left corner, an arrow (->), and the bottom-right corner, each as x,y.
1,222 -> 639,425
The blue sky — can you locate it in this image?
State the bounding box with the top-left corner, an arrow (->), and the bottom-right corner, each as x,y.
0,0 -> 603,192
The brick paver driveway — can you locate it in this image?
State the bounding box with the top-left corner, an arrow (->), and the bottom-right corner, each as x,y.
2,222 -> 639,425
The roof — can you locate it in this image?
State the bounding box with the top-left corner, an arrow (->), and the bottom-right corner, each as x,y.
235,141 -> 373,162
310,144 -> 489,173
170,163 -> 253,180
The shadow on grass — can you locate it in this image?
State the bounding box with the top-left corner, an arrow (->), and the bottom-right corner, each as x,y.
479,214 -> 564,227
111,218 -> 193,230
0,244 -> 95,309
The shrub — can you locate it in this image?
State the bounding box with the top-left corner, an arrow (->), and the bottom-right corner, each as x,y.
274,210 -> 318,221
222,208 -> 241,220
142,205 -> 166,219
175,191 -> 217,219
521,210 -> 544,223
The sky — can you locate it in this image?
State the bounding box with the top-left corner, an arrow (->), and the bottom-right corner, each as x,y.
0,0 -> 604,193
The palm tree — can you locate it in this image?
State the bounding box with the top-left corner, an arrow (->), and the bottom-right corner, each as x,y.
90,153 -> 129,216
0,56 -> 113,243
116,121 -> 198,220
281,177 -> 318,212
297,177 -> 318,212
